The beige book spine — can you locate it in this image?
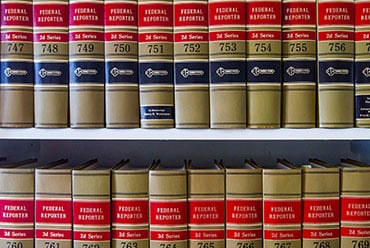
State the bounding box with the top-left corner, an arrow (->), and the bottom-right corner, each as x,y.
149,168 -> 187,248
263,169 -> 301,248
0,168 -> 35,248
112,169 -> 149,248
188,168 -> 225,248
302,168 -> 340,248
33,0 -> 69,128
226,168 -> 262,248
35,168 -> 72,248
341,167 -> 370,248
105,0 -> 139,128
72,169 -> 111,248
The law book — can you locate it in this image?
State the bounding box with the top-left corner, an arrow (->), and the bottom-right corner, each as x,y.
33,0 -> 69,128
69,0 -> 105,128
355,0 -> 370,127
0,159 -> 37,248
174,0 -> 209,128
263,160 -> 301,248
317,0 -> 355,128
209,0 -> 246,128
138,0 -> 174,128
0,0 -> 34,127
225,160 -> 262,248
105,0 -> 140,128
282,0 -> 316,128
149,161 -> 187,248
302,159 -> 340,248
187,160 -> 225,248
72,159 -> 111,248
35,159 -> 72,248
112,159 -> 149,248
246,0 -> 282,128
340,159 -> 370,248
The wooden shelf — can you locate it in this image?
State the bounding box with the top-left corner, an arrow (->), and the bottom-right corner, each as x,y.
0,128 -> 368,140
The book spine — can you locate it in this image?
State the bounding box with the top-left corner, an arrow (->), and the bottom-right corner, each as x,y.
149,169 -> 187,248
282,0 -> 316,128
105,0 -> 140,128
188,169 -> 225,248
355,0 -> 370,127
0,0 -> 34,127
246,0 -> 281,128
317,0 -> 355,128
69,0 -> 105,128
72,170 -> 111,248
33,0 -> 69,128
112,170 -> 149,248
209,0 -> 246,128
341,167 -> 370,248
302,168 -> 340,248
138,0 -> 174,128
263,169 -> 301,248
174,0 -> 209,128
0,168 -> 35,248
226,169 -> 262,248
35,169 -> 72,248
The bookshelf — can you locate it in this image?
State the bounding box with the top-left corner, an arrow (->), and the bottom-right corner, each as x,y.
0,128 -> 368,169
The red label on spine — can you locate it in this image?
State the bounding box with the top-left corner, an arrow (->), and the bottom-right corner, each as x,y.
34,33 -> 68,42
189,200 -> 224,225
174,3 -> 207,27
112,229 -> 149,240
247,30 -> 281,40
303,198 -> 340,224
74,231 -> 110,241
33,4 -> 68,27
0,199 -> 34,223
264,230 -> 301,240
283,30 -> 316,41
283,2 -> 316,26
189,230 -> 225,240
318,2 -> 354,26
318,31 -> 354,41
226,199 -> 262,224
263,199 -> 301,225
112,199 -> 148,225
209,31 -> 246,41
105,2 -> 137,26
150,200 -> 186,226
209,1 -> 245,26
105,32 -> 138,42
341,197 -> 370,222
247,1 -> 281,25
1,3 -> 33,26
303,228 -> 340,239
174,32 -> 208,42
138,3 -> 172,27
150,230 -> 187,241
1,32 -> 33,42
36,199 -> 72,224
138,32 -> 173,42
35,229 -> 72,240
69,31 -> 104,41
226,229 -> 262,240
73,201 -> 110,225
356,31 -> 370,41
69,2 -> 104,26
0,229 -> 34,239
356,2 -> 370,26
341,227 -> 370,237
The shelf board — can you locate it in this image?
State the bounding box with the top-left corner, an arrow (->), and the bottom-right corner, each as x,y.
0,128 -> 368,140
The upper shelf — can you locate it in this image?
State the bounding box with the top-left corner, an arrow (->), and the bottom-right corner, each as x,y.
0,128 -> 369,140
